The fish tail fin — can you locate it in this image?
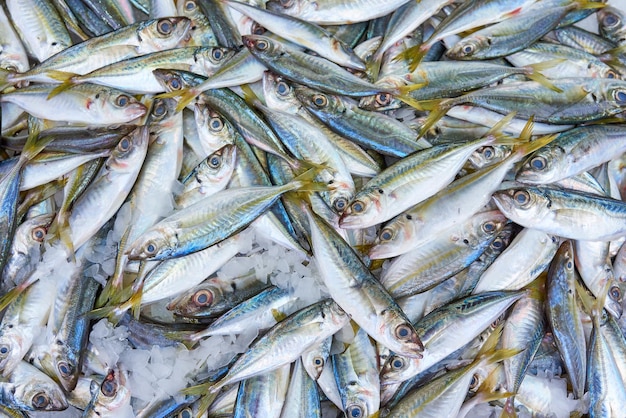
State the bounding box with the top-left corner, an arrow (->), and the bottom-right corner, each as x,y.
366,51 -> 383,81
416,100 -> 451,139
599,44 -> 626,68
97,230 -> 131,306
395,43 -> 429,72
287,166 -> 330,193
484,111 -> 518,145
0,278 -> 37,311
499,397 -> 518,418
47,211 -> 76,261
512,125 -> 558,159
20,118 -> 54,162
522,61 -> 562,93
0,68 -> 13,91
240,83 -> 262,107
86,294 -> 135,324
46,79 -> 77,99
174,88 -> 200,112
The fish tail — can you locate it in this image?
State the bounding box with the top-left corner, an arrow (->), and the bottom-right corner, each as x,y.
366,50 -> 383,81
416,100 -> 451,139
240,83 -> 262,107
97,229 -> 131,306
574,0 -> 606,10
47,211 -> 76,261
499,397 -> 518,418
512,129 -> 559,159
599,44 -> 626,68
174,88 -> 200,113
0,278 -> 37,312
395,43 -> 428,72
46,79 -> 77,100
20,118 -> 54,162
522,63 -> 562,93
287,166 -> 330,193
484,112 -> 518,145
0,68 -> 12,91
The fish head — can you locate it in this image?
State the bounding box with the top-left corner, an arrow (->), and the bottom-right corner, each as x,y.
48,343 -> 80,393
358,90 -> 402,112
146,98 -> 179,129
339,192 -> 386,229
95,89 -> 146,125
166,283 -> 221,316
194,47 -> 235,74
598,6 -> 626,44
446,35 -> 490,60
107,126 -> 149,172
153,68 -> 192,93
126,227 -> 177,261
368,215 -> 420,260
138,17 -> 193,53
242,34 -> 278,58
194,105 -> 234,148
515,146 -> 562,184
468,145 -> 512,170
343,398 -> 375,418
0,331 -> 27,376
88,367 -> 131,415
379,354 -> 418,386
379,311 -> 423,359
491,187 -> 547,226
14,375 -> 68,411
604,79 -> 626,109
196,144 -> 238,185
328,186 -> 354,215
266,0 -> 309,18
302,352 -> 326,381
262,73 -> 299,110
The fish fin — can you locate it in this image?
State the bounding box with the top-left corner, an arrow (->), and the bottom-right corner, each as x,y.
288,167 -> 331,193
366,53 -> 383,81
518,116 -> 534,142
86,291 -> 138,323
155,90 -> 184,100
499,397 -> 518,418
0,279 -> 37,312
0,68 -> 13,91
416,100 -> 451,139
395,43 -> 429,72
180,382 -> 212,397
271,308 -> 288,322
47,80 -> 76,100
100,228 -> 132,306
47,212 -> 76,261
575,279 -> 595,315
239,84 -> 262,107
512,131 -> 559,158
396,81 -> 428,94
174,88 -> 200,113
476,322 -> 504,358
484,111 -> 517,143
46,70 -> 78,82
20,118 -> 55,162
599,44 -> 626,67
522,66 -> 562,93
574,0 -> 606,9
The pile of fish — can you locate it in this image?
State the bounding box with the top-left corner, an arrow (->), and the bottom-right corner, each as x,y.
3,0 -> 626,416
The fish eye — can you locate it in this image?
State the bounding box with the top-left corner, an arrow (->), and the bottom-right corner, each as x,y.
184,0 -> 196,10
313,356 -> 324,366
351,200 -> 365,213
376,93 -> 392,106
482,221 -> 496,233
117,137 -> 131,152
530,155 -> 547,171
379,228 -> 393,242
333,198 -> 347,212
208,154 -> 222,169
152,101 -> 167,117
57,361 -> 72,378
32,392 -> 50,409
603,12 -> 620,28
513,190 -> 530,206
101,379 -> 118,397
491,238 -> 504,250
614,90 -> 626,104
0,345 -> 9,357
254,39 -> 269,51
279,0 -> 293,7
469,374 -> 480,390
395,324 -> 412,340
145,242 -> 158,255
157,19 -> 173,35
607,70 -> 618,79
462,43 -> 476,55
212,48 -> 224,60
566,259 -> 574,270
610,285 -> 622,301
169,77 -> 182,90
312,94 -> 328,107
390,356 -> 405,370
192,289 -> 213,306
209,117 -> 224,132
31,226 -> 47,242
346,405 -> 364,418
276,81 -> 290,96
251,23 -> 265,35
178,408 -> 193,418
115,94 -> 130,107
481,146 -> 494,159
